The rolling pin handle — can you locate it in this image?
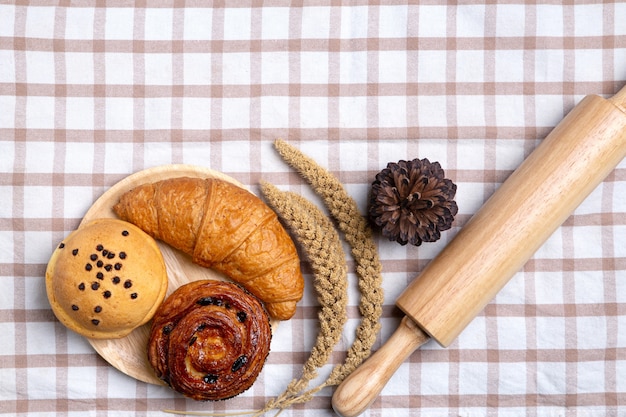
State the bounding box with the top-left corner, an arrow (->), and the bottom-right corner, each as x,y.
332,316 -> 430,417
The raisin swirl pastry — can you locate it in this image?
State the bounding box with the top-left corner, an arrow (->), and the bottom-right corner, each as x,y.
148,279 -> 272,401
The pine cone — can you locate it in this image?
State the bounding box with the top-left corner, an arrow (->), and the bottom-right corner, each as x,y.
369,158 -> 458,246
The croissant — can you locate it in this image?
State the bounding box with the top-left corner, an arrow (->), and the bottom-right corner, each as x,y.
112,176 -> 304,320
148,279 -> 272,400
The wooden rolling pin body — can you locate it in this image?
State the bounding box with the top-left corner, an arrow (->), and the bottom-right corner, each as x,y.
332,88 -> 626,417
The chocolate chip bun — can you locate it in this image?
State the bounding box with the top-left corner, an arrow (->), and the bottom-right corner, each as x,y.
46,218 -> 168,339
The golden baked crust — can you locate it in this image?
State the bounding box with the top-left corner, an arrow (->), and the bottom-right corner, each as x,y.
148,280 -> 271,401
45,218 -> 168,339
113,177 -> 304,320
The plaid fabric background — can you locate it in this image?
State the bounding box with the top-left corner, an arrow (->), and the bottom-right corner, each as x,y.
1,1 -> 625,416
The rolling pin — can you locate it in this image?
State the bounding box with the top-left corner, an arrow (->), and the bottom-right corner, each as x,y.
332,84 -> 626,417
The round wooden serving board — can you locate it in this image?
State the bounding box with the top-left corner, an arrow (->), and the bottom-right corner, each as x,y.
80,164 -> 278,385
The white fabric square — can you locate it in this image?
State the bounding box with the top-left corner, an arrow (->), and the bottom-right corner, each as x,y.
107,370 -> 143,399
495,50 -> 524,82
144,8 -> 173,40
144,97 -> 171,130
494,139 -> 525,171
183,54 -> 212,85
456,5 -> 486,37
378,96 -> 406,127
456,315 -> 488,349
24,231 -> 52,263
0,50 -> 15,82
572,226 -> 603,258
534,272 -> 564,305
456,95 -> 485,127
456,139 -> 485,169
260,96 -> 289,129
339,141 -> 368,171
223,8 -> 251,40
453,181 -> 485,215
574,5 -> 604,37
182,98 -> 211,129
300,52 -> 328,84
221,141 -> 250,171
339,96 -> 366,128
0,4 -> 15,37
25,6 -> 55,39
417,51 -> 447,82
301,7 -> 331,39
379,51 -> 407,83
534,95 -> 564,128
105,53 -> 134,85
574,272 -> 606,305
144,53 -> 172,85
300,97 -> 328,128
0,228 -> 14,263
65,143 -> 94,173
182,144 -> 213,167
577,361 -> 605,393
27,368 -> 58,399
534,230 -> 564,260
67,367 -> 97,398
22,186 -> 52,218
418,6 -> 447,37
575,49 -> 603,81
142,142 -> 171,167
378,5 -> 408,38
183,8 -> 213,39
222,53 -> 251,85
535,49 -> 565,83
103,142 -> 133,173
62,186 -> 92,219
458,362 -> 488,394
536,362 -> 566,394
615,226 -> 626,260
416,139 -> 449,169
340,6 -> 368,39
26,51 -> 55,84
456,50 -> 484,82
497,317 -> 527,349
221,98 -> 250,129
66,97 -> 94,130
577,316 -> 607,350
105,97 -> 134,130
65,7 -> 94,40
495,95 -> 525,127
535,5 -> 564,37
105,8 -> 135,40
0,96 -> 15,128
498,362 -> 527,394
535,316 -> 566,349
421,362 -> 449,395
0,274 -> 15,309
617,4 -> 626,35
495,5 -> 525,37
25,96 -> 54,129
27,323 -> 57,354
65,52 -> 94,85
339,51 -> 367,84
0,142 -> 15,172
261,52 -> 289,84
261,7 -> 289,40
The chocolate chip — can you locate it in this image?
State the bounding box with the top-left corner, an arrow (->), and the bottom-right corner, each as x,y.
237,311 -> 247,323
91,319 -> 100,326
85,264 -> 92,271
96,244 -> 103,251
107,252 -> 115,259
103,290 -> 111,299
72,248 -> 78,256
96,272 -> 104,280
78,283 -> 85,291
59,243 -> 65,249
91,282 -> 100,290
163,325 -> 172,335
94,306 -> 102,313
104,264 -> 112,271
130,293 -> 137,299
124,280 -> 132,289
102,249 -> 108,257
71,305 -> 79,311
122,230 -> 129,236
112,276 -> 120,284
119,252 -> 127,259
90,254 -> 98,261
114,263 -> 122,270
203,374 -> 218,384
231,355 -> 248,372
96,260 -> 104,268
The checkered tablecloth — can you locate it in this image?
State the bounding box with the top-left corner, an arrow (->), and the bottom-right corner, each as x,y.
1,2 -> 625,416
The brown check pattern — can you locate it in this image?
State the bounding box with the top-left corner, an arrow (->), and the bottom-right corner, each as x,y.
1,1 -> 625,416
